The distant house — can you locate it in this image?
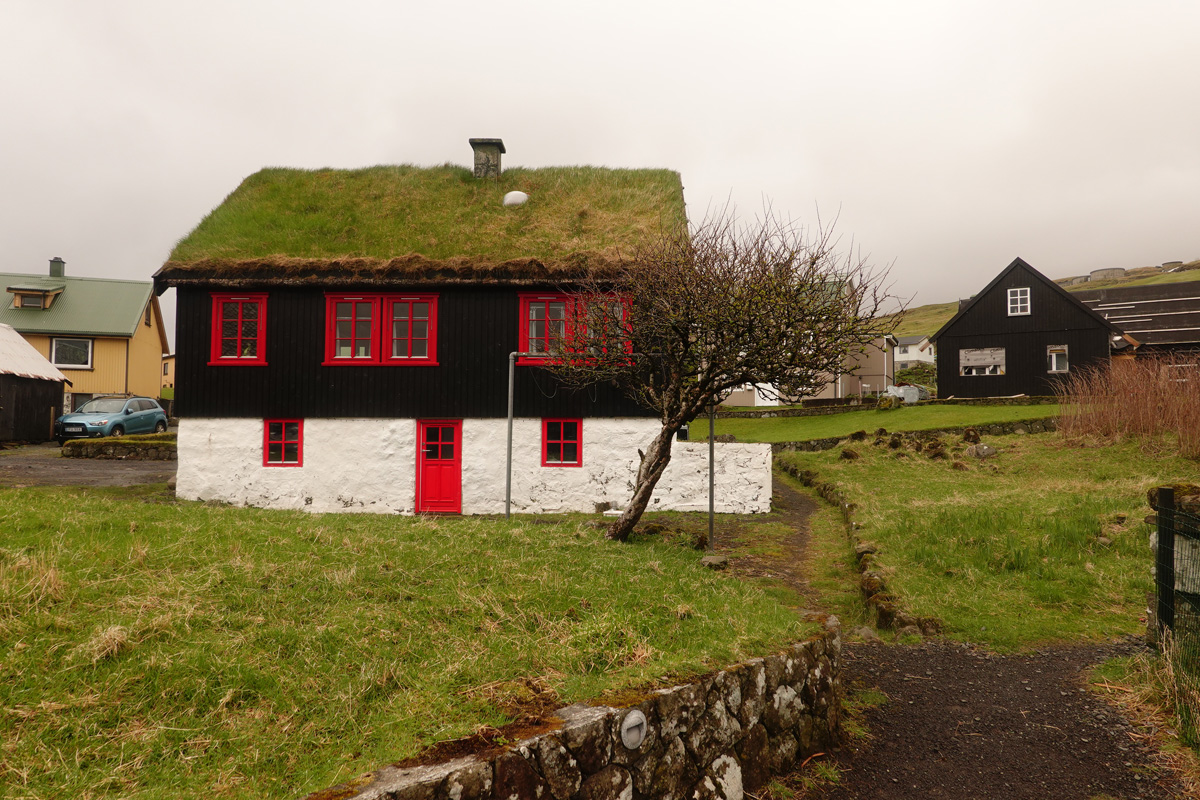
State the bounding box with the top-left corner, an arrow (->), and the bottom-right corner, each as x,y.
0,258 -> 170,410
153,140 -> 772,515
161,353 -> 175,390
0,322 -> 67,441
893,335 -> 935,371
722,335 -> 898,406
1072,281 -> 1200,355
930,258 -> 1135,398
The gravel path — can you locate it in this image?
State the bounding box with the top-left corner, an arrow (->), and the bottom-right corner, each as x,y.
0,441 -> 175,487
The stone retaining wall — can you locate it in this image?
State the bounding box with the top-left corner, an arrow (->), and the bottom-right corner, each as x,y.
771,417 -> 1056,454
717,397 -> 1057,419
307,630 -> 842,800
61,440 -> 177,460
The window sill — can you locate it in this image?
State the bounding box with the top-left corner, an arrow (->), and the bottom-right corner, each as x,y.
55,365 -> 94,371
542,462 -> 583,468
208,359 -> 268,367
322,359 -> 439,367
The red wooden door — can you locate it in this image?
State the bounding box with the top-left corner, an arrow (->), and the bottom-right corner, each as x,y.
416,420 -> 462,513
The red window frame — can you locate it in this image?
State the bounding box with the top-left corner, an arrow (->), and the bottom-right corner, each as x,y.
323,293 -> 438,366
518,293 -> 630,365
542,418 -> 582,467
209,293 -> 268,366
263,419 -> 303,467
384,295 -> 438,364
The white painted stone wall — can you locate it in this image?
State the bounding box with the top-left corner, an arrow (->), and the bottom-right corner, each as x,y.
177,418 -> 772,516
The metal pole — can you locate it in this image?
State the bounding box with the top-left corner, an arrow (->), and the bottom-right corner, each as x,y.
1157,487 -> 1176,636
708,402 -> 715,552
506,352 -> 516,519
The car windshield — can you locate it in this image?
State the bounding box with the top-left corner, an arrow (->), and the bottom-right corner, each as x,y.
77,398 -> 128,414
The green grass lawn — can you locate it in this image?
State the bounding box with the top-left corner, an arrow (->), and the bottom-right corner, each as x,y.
0,487 -> 809,799
782,433 -> 1200,650
716,403 -> 1059,443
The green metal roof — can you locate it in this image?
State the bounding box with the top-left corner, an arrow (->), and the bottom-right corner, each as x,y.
0,273 -> 152,338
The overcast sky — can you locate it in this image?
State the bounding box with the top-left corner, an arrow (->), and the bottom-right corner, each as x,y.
4,1 -> 1199,349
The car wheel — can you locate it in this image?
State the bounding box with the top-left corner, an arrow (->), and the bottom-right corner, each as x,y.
154,420 -> 167,434
111,426 -> 125,437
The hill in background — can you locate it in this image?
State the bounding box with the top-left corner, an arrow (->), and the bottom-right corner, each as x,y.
891,258 -> 1200,337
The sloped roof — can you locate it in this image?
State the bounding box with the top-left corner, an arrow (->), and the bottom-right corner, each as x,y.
155,164 -> 687,289
0,323 -> 67,382
1,273 -> 154,338
1073,282 -> 1200,347
930,257 -> 1128,343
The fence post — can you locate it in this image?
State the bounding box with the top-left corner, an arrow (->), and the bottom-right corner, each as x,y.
1157,487 -> 1176,635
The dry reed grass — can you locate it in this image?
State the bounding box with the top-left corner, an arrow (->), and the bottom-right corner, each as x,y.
1055,356 -> 1200,458
0,554 -> 65,618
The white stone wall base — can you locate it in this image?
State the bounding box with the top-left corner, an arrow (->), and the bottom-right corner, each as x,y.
176,418 -> 772,516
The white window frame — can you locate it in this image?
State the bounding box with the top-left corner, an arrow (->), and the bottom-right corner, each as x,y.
1047,345 -> 1069,373
1007,287 -> 1030,316
51,337 -> 93,369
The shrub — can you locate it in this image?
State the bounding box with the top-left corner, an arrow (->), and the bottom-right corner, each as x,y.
1055,356 -> 1200,458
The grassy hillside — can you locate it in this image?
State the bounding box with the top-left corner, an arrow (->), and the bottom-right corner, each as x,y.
890,262 -> 1200,338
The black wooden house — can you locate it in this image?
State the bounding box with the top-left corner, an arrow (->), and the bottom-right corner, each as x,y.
153,141 -> 773,515
930,258 -> 1134,398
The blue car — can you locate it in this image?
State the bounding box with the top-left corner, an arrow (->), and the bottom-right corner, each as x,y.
55,396 -> 169,444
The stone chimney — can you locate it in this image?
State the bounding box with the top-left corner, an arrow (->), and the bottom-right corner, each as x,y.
469,138 -> 505,179
49,257 -> 65,278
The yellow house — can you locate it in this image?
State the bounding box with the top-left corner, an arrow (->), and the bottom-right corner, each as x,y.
1,257 -> 169,410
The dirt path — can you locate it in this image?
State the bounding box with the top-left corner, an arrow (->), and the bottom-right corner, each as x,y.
738,480 -> 1186,799
0,441 -> 176,487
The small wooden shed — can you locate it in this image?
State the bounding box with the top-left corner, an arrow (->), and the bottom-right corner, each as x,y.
0,322 -> 68,442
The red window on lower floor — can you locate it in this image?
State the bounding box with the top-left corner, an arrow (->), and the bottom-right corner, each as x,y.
542,419 -> 582,466
264,420 -> 303,467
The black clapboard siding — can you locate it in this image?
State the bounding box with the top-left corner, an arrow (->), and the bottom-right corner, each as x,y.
175,286 -> 652,419
0,375 -> 63,441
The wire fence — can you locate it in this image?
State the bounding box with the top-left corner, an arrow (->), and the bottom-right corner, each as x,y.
1151,487 -> 1200,747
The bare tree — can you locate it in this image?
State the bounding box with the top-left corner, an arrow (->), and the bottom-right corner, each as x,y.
548,208 -> 898,542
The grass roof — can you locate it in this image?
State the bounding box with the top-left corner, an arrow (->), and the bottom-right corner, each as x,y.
161,165 -> 685,284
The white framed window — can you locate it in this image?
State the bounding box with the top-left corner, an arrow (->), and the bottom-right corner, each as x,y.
959,347 -> 1005,376
51,337 -> 92,368
1007,287 -> 1030,316
1047,345 -> 1069,373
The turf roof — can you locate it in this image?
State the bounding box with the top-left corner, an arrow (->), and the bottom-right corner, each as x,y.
160,165 -> 686,285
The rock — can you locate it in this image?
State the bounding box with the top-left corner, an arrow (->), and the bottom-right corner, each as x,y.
438,761 -> 492,800
964,443 -> 997,459
689,755 -> 743,800
737,660 -> 766,729
492,751 -> 549,800
896,624 -> 923,639
852,626 -> 881,642
887,435 -> 903,449
632,734 -> 696,797
951,460 -> 969,471
823,614 -> 841,633
167,475 -> 177,489
839,448 -> 860,460
535,735 -> 582,799
874,428 -> 888,436
848,430 -> 868,441
1097,536 -> 1113,547
685,696 -> 741,764
701,555 -> 728,570
735,723 -> 770,793
761,684 -> 804,734
962,426 -> 981,444
577,765 -> 633,800
853,541 -> 878,557
558,705 -> 613,774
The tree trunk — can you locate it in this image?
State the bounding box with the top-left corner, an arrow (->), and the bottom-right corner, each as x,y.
605,426 -> 677,542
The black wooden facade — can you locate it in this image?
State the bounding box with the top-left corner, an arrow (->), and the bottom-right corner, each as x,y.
174,285 -> 653,420
931,258 -> 1124,399
0,374 -> 63,442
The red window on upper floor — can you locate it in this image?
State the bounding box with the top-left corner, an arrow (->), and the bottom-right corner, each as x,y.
324,293 -> 438,366
209,294 -> 268,366
263,419 -> 303,467
518,293 -> 630,365
542,418 -> 582,466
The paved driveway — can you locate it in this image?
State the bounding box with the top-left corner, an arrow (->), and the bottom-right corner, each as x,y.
0,441 -> 176,487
